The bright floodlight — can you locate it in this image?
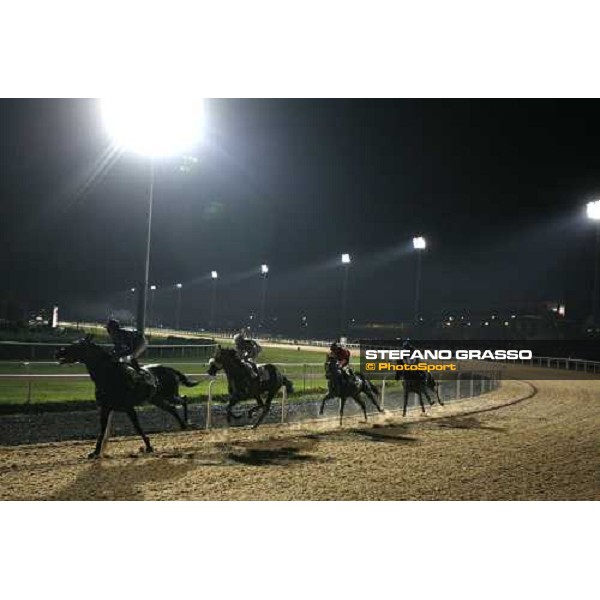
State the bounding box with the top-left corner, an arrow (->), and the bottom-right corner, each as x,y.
261,264 -> 269,275
101,98 -> 205,157
211,271 -> 218,279
176,283 -> 183,289
413,236 -> 427,250
341,253 -> 351,264
587,200 -> 600,221
150,285 -> 157,291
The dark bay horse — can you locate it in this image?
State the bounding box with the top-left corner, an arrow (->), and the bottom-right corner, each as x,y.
56,335 -> 198,458
319,355 -> 384,425
395,360 -> 444,416
207,346 -> 293,429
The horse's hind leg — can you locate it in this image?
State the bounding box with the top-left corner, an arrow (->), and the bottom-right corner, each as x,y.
436,386 -> 444,406
355,394 -> 368,422
365,386 -> 383,413
125,407 -> 153,453
425,388 -> 435,406
403,388 -> 409,417
153,397 -> 187,430
423,388 -> 434,407
89,406 -> 112,459
418,392 -> 426,414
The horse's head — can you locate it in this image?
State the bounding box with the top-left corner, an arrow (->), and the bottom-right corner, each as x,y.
207,345 -> 239,376
55,334 -> 99,365
324,353 -> 337,376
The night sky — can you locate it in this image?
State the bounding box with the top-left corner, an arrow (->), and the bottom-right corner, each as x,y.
1,99 -> 599,334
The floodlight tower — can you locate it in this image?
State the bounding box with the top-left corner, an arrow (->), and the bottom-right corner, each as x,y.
340,253 -> 351,337
210,271 -> 218,330
260,264 -> 269,330
100,98 -> 205,335
129,288 -> 136,325
587,200 -> 600,324
175,283 -> 183,330
149,285 -> 157,329
412,236 -> 427,323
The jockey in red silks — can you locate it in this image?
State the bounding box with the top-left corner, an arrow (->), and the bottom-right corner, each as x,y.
329,341 -> 350,368
328,341 -> 352,389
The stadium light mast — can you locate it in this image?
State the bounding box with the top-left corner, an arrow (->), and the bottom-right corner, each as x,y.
412,236 -> 427,323
586,200 -> 600,324
175,283 -> 183,330
210,271 -> 218,331
100,98 -> 205,335
129,287 -> 136,325
340,253 -> 351,339
149,285 -> 157,329
260,264 -> 269,330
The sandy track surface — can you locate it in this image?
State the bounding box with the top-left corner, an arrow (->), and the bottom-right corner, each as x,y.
1,373 -> 598,500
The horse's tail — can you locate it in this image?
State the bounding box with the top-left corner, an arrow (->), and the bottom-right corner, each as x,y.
172,368 -> 199,387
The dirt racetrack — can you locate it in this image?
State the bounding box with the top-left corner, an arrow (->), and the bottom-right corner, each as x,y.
1,370 -> 599,500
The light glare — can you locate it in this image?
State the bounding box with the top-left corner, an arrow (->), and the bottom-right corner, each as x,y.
413,236 -> 427,250
587,200 -> 600,221
261,264 -> 269,275
101,98 -> 204,157
211,271 -> 218,279
341,253 -> 351,264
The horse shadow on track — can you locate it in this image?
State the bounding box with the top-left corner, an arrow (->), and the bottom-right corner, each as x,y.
223,438 -> 325,467
47,459 -> 196,501
349,423 -> 419,445
431,416 -> 506,433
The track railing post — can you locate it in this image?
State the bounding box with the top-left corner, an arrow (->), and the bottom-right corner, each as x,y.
281,385 -> 287,424
380,376 -> 390,410
24,361 -> 32,404
206,378 -> 216,430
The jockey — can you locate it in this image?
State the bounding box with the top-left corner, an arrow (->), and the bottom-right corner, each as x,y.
233,331 -> 262,383
329,341 -> 352,388
106,319 -> 147,372
329,341 -> 350,368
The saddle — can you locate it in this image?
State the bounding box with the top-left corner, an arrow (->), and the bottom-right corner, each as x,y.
122,364 -> 157,392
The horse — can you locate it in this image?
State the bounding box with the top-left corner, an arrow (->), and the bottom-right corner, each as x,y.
319,355 -> 384,425
394,360 -> 444,416
55,335 -> 198,458
207,345 -> 294,429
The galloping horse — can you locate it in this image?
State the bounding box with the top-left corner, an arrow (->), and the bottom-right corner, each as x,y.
56,335 -> 198,458
395,360 -> 444,416
207,346 -> 294,429
319,355 -> 384,425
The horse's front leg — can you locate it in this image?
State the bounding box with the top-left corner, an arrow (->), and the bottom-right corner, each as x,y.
248,392 -> 264,418
227,395 -> 243,423
89,406 -> 112,459
319,390 -> 334,416
339,396 -> 347,426
252,392 -> 273,429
